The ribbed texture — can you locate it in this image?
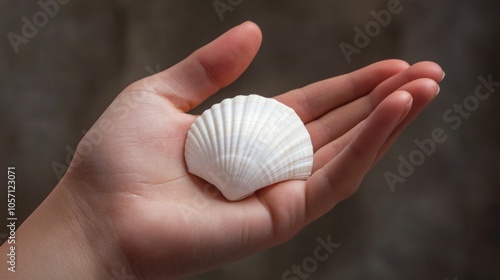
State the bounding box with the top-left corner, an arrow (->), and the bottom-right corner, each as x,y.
185,95 -> 313,201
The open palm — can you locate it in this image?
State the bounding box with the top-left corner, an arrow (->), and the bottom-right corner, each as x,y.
62,22 -> 443,279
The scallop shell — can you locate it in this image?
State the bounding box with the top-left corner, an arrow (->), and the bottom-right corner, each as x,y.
184,95 -> 313,201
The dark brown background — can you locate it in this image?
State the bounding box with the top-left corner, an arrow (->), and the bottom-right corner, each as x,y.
1,0 -> 499,279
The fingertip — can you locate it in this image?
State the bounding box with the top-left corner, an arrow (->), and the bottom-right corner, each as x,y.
385,59 -> 411,71
396,90 -> 413,104
239,21 -> 262,35
412,78 -> 441,98
394,90 -> 413,123
386,90 -> 413,112
366,59 -> 410,76
234,21 -> 262,51
410,61 -> 445,83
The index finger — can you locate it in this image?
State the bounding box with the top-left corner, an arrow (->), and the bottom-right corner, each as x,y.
275,59 -> 410,123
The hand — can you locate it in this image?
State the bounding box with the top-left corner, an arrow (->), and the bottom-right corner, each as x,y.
1,21 -> 443,279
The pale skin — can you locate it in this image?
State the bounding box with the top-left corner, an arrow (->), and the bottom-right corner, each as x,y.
0,21 -> 444,279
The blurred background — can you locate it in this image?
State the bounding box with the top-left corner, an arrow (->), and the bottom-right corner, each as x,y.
1,0 -> 499,279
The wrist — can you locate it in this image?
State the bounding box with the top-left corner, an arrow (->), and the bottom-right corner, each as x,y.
0,175 -> 133,279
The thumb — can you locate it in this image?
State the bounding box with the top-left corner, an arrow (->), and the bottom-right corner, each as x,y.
132,21 -> 262,112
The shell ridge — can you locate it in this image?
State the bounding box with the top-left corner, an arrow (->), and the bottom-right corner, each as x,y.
223,98 -> 233,180
258,122 -> 311,178
209,106 -> 223,177
241,97 -> 269,191
242,96 -> 276,189
216,100 -> 228,176
252,99 -> 281,186
231,96 -> 247,190
187,123 -> 207,175
201,114 -> 217,174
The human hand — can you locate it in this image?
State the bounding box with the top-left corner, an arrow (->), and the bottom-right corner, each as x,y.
1,21 -> 443,279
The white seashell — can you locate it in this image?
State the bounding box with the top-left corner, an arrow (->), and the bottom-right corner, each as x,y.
184,95 -> 313,201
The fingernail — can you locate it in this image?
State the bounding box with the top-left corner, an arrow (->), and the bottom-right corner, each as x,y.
435,85 -> 441,96
440,71 -> 446,82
